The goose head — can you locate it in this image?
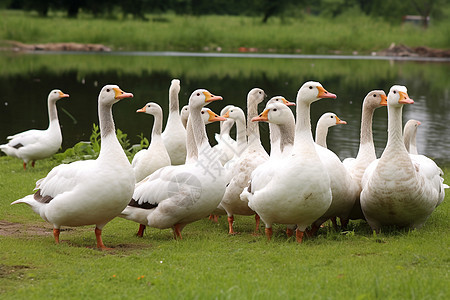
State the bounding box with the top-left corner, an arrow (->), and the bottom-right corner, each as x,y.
189,89 -> 223,110
222,106 -> 245,123
387,85 -> 414,108
201,108 -> 226,124
48,89 -> 70,102
318,112 -> 347,127
252,102 -> 294,125
297,81 -> 336,104
181,105 -> 190,127
136,102 -> 163,116
170,79 -> 181,94
247,88 -> 266,106
267,96 -> 295,106
99,84 -> 133,105
364,90 -> 387,109
405,119 -> 421,129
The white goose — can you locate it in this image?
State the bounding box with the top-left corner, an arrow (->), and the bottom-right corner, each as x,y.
315,112 -> 347,149
308,116 -> 359,234
209,105 -> 247,220
403,119 -> 421,155
360,85 -> 446,231
161,79 -> 187,165
220,88 -> 268,235
265,96 -> 295,157
213,105 -> 238,165
132,102 -> 171,183
133,105 -> 225,237
11,85 -> 135,249
119,89 -> 228,239
343,90 -> 387,220
243,81 -> 334,243
1,89 -> 69,169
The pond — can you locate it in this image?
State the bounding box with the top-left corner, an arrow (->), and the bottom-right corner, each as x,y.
0,52 -> 449,166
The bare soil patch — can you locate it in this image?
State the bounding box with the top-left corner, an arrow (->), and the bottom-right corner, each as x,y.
0,220 -> 52,237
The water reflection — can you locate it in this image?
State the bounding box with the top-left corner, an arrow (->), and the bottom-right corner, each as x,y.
0,53 -> 449,166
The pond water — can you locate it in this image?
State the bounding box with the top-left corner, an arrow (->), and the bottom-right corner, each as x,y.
0,52 -> 449,166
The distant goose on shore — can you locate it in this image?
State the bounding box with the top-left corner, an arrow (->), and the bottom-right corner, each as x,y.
0,89 -> 69,169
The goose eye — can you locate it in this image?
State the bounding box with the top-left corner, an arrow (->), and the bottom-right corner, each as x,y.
393,91 -> 397,94
273,109 -> 277,112
197,93 -> 200,96
106,89 -> 110,92
330,115 -> 333,118
373,94 -> 377,97
309,86 -> 313,89
201,111 -> 205,114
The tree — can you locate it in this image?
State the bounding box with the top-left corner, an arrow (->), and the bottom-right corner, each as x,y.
410,0 -> 438,28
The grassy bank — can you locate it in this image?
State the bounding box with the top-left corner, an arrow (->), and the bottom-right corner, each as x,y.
1,9 -> 449,54
0,156 -> 449,299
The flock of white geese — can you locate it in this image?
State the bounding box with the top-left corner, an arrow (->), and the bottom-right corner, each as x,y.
1,79 -> 447,249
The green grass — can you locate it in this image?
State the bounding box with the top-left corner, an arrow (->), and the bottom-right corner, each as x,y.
0,156 -> 449,299
0,9 -> 449,54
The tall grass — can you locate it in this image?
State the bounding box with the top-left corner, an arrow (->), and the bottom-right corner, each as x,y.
1,9 -> 449,54
0,156 -> 449,299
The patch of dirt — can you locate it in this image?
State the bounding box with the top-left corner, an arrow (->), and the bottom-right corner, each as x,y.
2,40 -> 111,52
0,220 -> 52,237
0,264 -> 31,278
377,43 -> 450,57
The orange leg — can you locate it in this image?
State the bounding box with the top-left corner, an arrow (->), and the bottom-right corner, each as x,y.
31,160 -> 36,168
23,162 -> 27,170
173,223 -> 183,240
265,227 -> 273,241
253,214 -> 261,235
53,228 -> 60,244
286,227 -> 294,237
95,227 -> 111,250
295,229 -> 304,243
136,224 -> 146,237
208,214 -> 219,223
227,216 -> 237,235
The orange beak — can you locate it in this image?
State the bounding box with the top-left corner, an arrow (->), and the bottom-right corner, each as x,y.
113,87 -> 134,100
136,106 -> 146,113
398,91 -> 414,104
59,91 -> 70,98
335,116 -> 347,125
379,94 -> 387,106
203,91 -> 223,103
317,86 -> 337,99
222,110 -> 230,118
207,109 -> 226,122
282,98 -> 296,106
252,109 -> 269,122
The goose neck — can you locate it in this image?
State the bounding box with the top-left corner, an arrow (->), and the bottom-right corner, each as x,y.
355,104 -> 376,160
47,99 -> 60,129
278,122 -> 295,153
385,105 -> 408,154
294,101 -> 315,150
97,102 -> 126,163
169,87 -> 180,113
235,117 -> 247,154
315,124 -> 328,148
152,112 -> 163,138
